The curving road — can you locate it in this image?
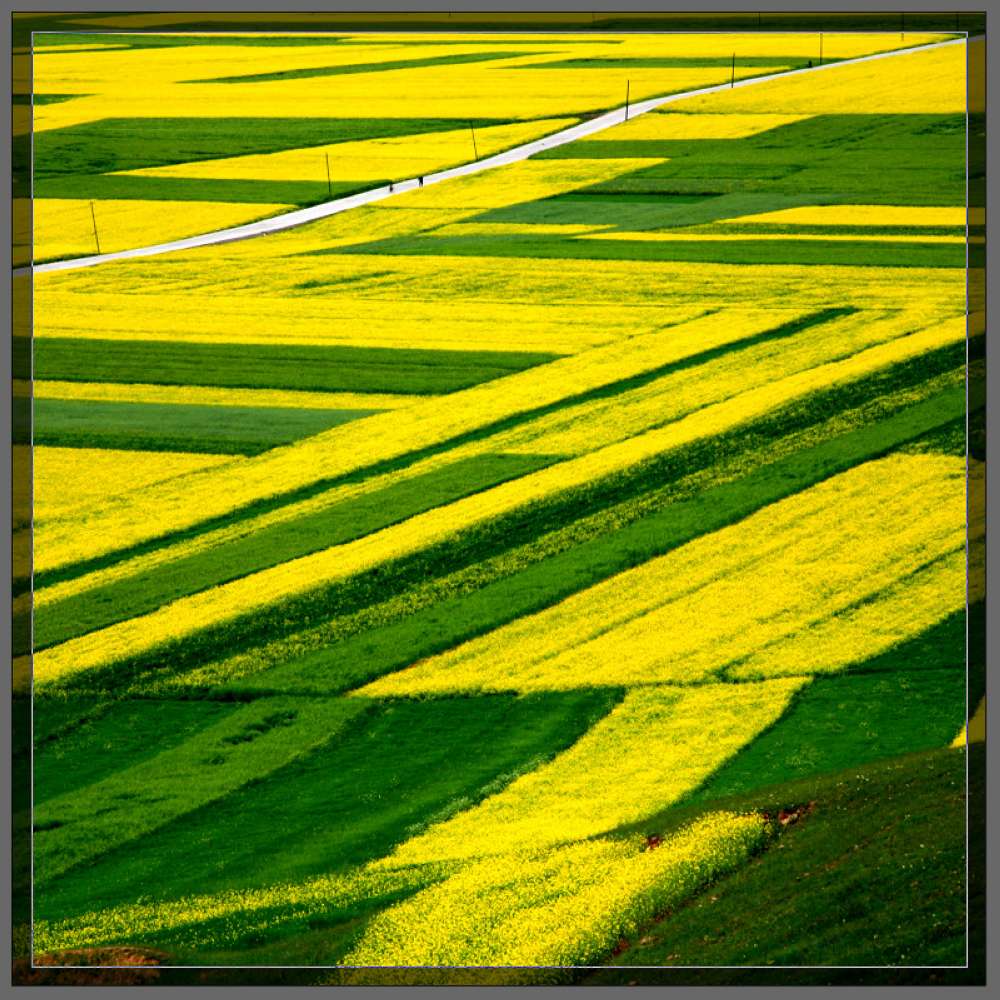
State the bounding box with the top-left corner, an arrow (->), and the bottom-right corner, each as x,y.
28,35 -> 966,275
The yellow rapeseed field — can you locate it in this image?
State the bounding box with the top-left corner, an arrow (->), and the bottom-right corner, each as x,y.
33,445 -> 238,523
32,198 -> 293,262
715,204 -> 967,227
120,119 -> 578,184
346,813 -> 768,971
30,307 -> 791,572
671,41 -> 964,115
32,379 -> 427,412
32,322 -> 964,684
378,682 -> 803,864
358,454 -> 964,696
583,110 -> 810,141
34,32 -> 941,132
25,31 -> 973,970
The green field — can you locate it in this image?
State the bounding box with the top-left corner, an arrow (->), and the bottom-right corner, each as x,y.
33,339 -> 560,393
33,398 -> 379,454
20,25 -> 981,986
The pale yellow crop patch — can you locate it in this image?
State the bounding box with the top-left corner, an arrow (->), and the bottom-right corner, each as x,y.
672,42 -> 966,115
728,548 -> 967,681
591,110 -> 809,141
715,204 -> 967,228
385,156 -> 664,211
578,231 -> 964,244
32,198 -> 293,262
33,286 -> 644,353
32,446 -> 238,524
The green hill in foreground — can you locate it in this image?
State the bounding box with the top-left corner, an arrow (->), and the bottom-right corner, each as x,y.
20,742 -> 982,986
588,742 -> 983,986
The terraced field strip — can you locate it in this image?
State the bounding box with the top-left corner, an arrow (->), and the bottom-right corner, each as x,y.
34,453 -> 556,649
358,454 -> 964,696
31,307 -> 799,575
28,35 -> 963,274
33,397 -> 382,455
32,338 -> 558,394
31,321 -> 965,690
32,381 -> 434,412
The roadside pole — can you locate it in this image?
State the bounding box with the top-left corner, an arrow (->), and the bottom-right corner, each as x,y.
89,201 -> 101,255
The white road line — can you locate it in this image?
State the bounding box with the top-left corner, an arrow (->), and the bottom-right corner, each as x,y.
26,35 -> 965,275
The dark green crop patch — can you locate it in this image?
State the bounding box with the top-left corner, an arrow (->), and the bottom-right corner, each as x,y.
33,397 -> 379,455
33,338 -> 561,395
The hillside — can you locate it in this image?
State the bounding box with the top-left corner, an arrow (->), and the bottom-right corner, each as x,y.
16,26 -> 982,984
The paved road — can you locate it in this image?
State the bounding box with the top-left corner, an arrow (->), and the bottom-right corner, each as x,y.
28,35 -> 966,275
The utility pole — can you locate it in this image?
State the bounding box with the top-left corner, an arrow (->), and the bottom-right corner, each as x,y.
625,79 -> 630,120
325,153 -> 332,198
819,32 -> 823,66
89,200 -> 101,255
757,11 -> 761,28
731,52 -> 736,87
901,12 -> 905,39
469,120 -> 479,161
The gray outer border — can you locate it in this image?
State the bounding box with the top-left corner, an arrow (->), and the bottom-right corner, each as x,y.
3,0 -> 994,995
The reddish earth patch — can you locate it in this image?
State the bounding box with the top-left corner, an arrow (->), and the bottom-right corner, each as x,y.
14,947 -> 167,985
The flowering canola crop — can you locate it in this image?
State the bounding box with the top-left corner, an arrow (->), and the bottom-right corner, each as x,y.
379,681 -> 803,864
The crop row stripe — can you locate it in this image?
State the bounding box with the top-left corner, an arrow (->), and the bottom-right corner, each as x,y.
34,305 -> 891,612
32,306 -> 814,575
32,318 -> 964,687
357,454 -> 964,696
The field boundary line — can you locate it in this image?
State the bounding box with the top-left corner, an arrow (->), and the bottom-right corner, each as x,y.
24,35 -> 966,275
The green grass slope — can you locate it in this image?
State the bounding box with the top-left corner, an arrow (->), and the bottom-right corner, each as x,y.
585,744 -> 982,984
